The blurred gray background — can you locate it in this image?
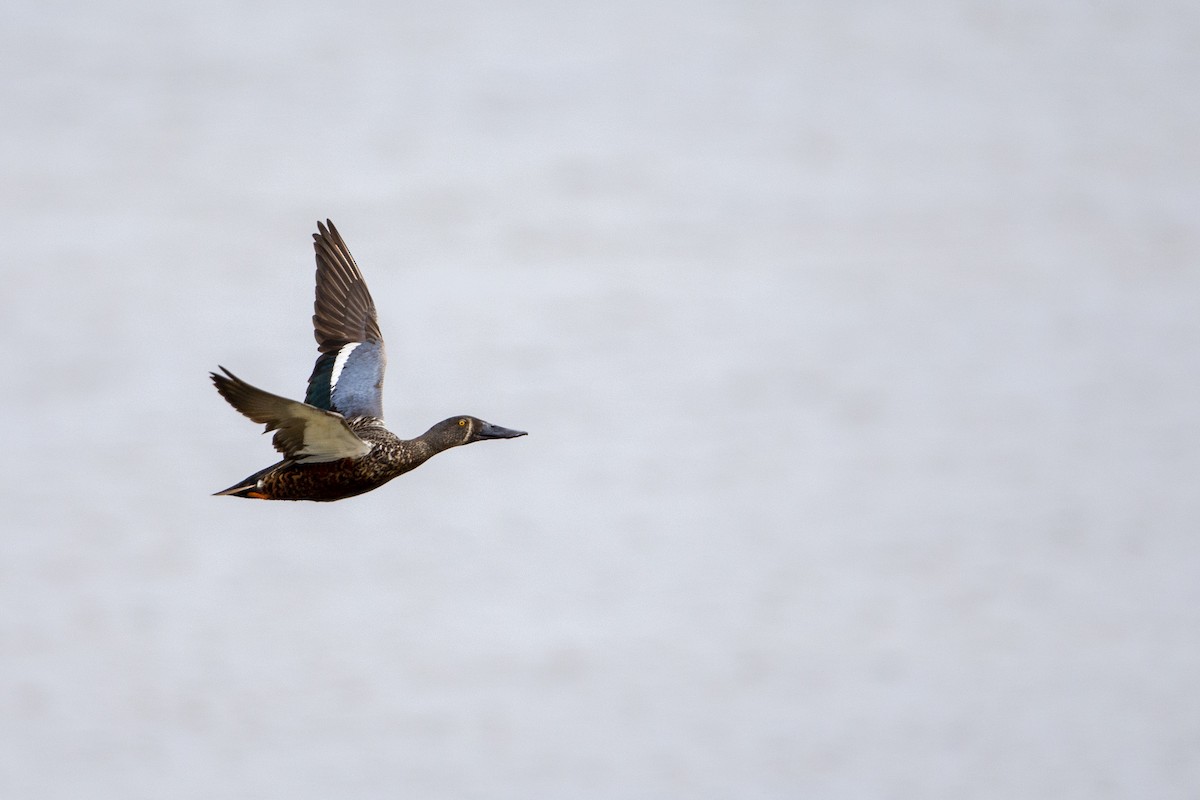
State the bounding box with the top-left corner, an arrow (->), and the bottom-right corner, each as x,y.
2,0 -> 1198,797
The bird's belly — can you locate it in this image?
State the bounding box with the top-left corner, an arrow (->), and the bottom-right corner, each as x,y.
261,458 -> 395,502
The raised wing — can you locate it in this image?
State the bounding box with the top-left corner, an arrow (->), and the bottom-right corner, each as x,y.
305,220 -> 387,420
213,367 -> 371,463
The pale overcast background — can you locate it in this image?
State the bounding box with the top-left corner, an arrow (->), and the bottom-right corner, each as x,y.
2,1 -> 1198,798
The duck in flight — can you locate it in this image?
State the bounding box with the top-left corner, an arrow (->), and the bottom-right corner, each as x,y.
211,220 -> 526,501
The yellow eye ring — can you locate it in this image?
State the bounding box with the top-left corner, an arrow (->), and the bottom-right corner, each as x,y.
458,418 -> 467,427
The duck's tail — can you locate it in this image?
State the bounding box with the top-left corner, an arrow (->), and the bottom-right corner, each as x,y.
213,465 -> 275,499
213,481 -> 268,499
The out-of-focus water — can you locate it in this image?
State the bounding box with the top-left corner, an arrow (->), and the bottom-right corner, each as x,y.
2,1 -> 1198,797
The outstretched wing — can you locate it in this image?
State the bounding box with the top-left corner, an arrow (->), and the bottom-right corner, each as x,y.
213,367 -> 371,463
305,219 -> 387,420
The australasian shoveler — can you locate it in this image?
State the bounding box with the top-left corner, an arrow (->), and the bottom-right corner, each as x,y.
211,220 -> 526,501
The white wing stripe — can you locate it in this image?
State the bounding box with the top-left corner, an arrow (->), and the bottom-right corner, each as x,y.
329,342 -> 361,391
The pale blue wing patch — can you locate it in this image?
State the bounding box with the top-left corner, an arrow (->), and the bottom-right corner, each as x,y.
329,340 -> 386,420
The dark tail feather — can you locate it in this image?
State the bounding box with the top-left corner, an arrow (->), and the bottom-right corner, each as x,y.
213,481 -> 264,498
213,465 -> 276,499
